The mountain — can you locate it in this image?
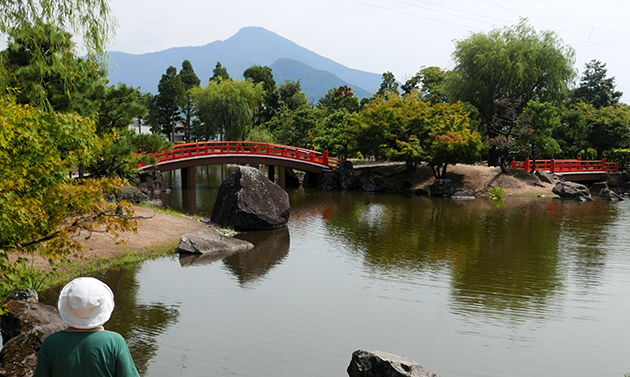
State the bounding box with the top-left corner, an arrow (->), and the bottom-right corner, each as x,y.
106,26 -> 381,100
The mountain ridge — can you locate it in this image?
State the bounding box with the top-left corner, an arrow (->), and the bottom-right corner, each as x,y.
106,26 -> 381,100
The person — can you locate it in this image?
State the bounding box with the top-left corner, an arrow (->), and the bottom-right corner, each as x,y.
34,277 -> 140,377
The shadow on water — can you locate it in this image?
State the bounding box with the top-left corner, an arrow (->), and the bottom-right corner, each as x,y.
40,263 -> 180,376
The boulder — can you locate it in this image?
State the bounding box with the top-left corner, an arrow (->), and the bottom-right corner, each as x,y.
452,190 -> 475,200
318,170 -> 341,191
0,301 -> 67,377
552,181 -> 592,199
115,185 -> 149,204
599,188 -> 624,201
590,181 -> 608,192
302,171 -> 319,188
211,167 -> 290,230
339,160 -> 358,190
575,195 -> 594,202
535,170 -> 561,184
178,229 -> 254,255
347,350 -> 439,377
430,179 -> 453,197
132,170 -> 170,194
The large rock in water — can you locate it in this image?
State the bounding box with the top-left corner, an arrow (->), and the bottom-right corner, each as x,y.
0,300 -> 67,377
211,166 -> 290,230
347,350 -> 439,377
178,229 -> 254,254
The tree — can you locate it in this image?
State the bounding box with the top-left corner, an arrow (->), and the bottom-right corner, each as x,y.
150,66 -> 185,142
271,106 -> 321,148
314,109 -> 354,157
318,85 -> 360,114
243,65 -> 276,126
445,18 -> 576,164
191,79 -> 265,141
209,61 -> 230,83
578,102 -> 630,158
376,71 -> 400,100
0,97 -> 138,291
402,66 -> 449,104
1,20 -> 107,112
94,83 -> 147,134
178,60 -> 201,142
515,101 -> 562,159
572,60 -> 622,109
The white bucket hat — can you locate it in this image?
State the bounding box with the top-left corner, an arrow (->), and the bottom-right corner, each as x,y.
58,277 -> 115,329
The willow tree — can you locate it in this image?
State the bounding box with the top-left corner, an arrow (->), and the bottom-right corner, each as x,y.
191,79 -> 265,141
445,18 -> 576,164
0,0 -> 116,102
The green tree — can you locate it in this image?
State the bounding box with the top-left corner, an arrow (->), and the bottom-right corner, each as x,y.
314,109 -> 354,157
210,61 -> 230,83
318,85 -> 360,114
0,97 -> 138,292
149,66 -> 185,142
0,0 -> 115,85
515,100 -> 562,159
572,60 -> 622,109
271,106 -> 321,148
578,102 -> 630,158
243,65 -> 276,126
376,71 -> 400,100
1,20 -> 107,112
445,18 -> 576,164
191,79 -> 265,141
95,83 -> 147,134
178,60 -> 201,142
277,79 -> 308,111
402,66 -> 449,104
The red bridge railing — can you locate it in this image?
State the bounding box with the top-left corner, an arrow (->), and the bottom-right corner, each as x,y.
139,141 -> 339,169
512,157 -> 618,173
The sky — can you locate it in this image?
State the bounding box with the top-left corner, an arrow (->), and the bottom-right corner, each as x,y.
108,0 -> 630,100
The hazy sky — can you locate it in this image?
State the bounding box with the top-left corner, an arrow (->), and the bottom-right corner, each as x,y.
108,0 -> 630,99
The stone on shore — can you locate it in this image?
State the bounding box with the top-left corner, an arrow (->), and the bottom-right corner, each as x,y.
552,181 -> 592,199
599,188 -> 624,201
211,166 -> 290,230
347,350 -> 439,377
178,229 -> 253,254
0,300 -> 67,377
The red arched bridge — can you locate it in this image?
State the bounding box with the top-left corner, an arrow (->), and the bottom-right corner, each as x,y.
512,157 -> 619,181
139,141 -> 339,188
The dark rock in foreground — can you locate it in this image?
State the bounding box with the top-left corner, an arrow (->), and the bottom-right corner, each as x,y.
0,300 -> 67,377
599,188 -> 624,201
211,166 -> 290,230
133,170 -> 170,194
347,350 -> 439,377
115,185 -> 149,204
178,229 -> 254,254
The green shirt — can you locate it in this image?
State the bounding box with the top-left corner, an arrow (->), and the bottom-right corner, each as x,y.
34,330 -> 140,377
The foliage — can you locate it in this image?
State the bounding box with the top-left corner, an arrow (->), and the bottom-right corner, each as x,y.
191,78 -> 265,141
94,83 -> 147,134
445,18 -> 575,163
1,20 -> 107,112
178,60 -> 201,142
577,102 -> 630,158
318,85 -> 360,114
148,65 -> 185,141
401,66 -> 449,104
314,109 -> 354,158
515,100 -> 561,158
572,60 -> 622,109
376,71 -> 400,100
272,106 -> 321,148
0,0 -> 115,86
246,126 -> 276,143
243,64 -> 277,126
209,61 -> 230,83
489,186 -> 506,200
605,149 -> 630,170
0,98 -> 139,283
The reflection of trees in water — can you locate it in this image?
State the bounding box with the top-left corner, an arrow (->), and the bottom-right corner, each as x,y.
295,189 -> 620,322
41,264 -> 180,376
223,227 -> 291,287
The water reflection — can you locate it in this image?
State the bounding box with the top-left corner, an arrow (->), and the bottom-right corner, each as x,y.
40,264 -> 180,375
291,191 -> 621,324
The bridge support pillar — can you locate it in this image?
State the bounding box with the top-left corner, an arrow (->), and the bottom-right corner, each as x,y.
266,165 -> 286,189
181,167 -> 196,190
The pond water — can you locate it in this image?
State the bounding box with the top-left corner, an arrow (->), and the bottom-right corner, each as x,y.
41,166 -> 630,377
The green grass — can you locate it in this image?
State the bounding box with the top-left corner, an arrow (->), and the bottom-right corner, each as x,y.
489,186 -> 506,200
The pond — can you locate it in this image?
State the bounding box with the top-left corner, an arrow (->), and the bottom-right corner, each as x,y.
41,166 -> 630,377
